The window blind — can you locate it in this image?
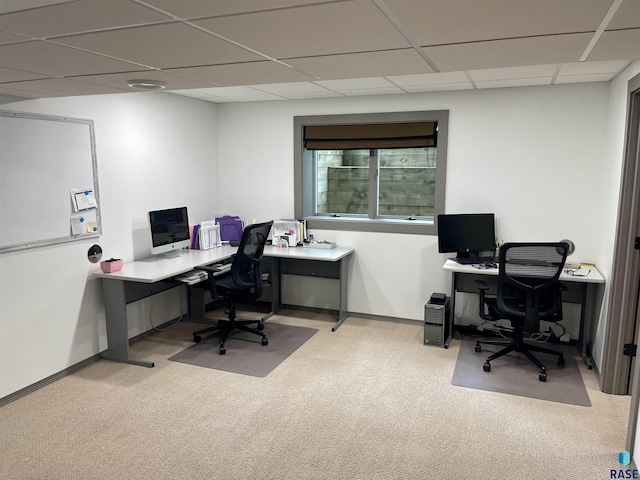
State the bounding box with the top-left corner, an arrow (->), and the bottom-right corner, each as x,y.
304,121 -> 437,150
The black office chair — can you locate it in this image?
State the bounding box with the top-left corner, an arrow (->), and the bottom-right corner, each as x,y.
474,242 -> 569,381
193,220 -> 273,355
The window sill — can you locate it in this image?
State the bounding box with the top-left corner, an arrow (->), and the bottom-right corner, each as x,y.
306,216 -> 436,235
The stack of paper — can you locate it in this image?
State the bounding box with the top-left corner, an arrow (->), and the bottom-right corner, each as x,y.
272,219 -> 307,247
197,221 -> 221,250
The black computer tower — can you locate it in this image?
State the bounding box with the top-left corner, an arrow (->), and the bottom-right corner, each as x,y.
424,294 -> 451,348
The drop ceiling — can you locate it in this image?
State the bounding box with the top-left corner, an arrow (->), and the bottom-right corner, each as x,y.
0,0 -> 638,103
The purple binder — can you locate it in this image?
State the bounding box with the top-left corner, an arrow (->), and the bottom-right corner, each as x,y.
215,216 -> 244,242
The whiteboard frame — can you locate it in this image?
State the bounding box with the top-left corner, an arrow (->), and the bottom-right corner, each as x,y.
0,110 -> 101,253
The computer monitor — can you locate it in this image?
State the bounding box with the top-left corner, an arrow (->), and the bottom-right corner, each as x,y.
149,207 -> 190,256
437,213 -> 495,259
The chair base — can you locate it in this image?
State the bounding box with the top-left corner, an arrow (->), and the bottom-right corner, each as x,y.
475,330 -> 564,382
193,304 -> 267,355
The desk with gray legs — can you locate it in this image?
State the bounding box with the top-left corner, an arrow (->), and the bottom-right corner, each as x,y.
95,247 -> 237,367
262,245 -> 354,332
95,245 -> 354,367
443,259 -> 604,368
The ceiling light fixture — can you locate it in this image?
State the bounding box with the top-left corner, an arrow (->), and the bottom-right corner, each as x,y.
126,80 -> 166,90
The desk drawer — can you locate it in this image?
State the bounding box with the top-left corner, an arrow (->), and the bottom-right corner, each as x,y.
279,258 -> 340,279
124,280 -> 178,304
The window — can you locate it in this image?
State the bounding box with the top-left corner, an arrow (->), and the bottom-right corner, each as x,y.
294,111 -> 448,235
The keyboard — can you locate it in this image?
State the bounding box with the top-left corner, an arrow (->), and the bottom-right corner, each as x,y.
452,256 -> 497,265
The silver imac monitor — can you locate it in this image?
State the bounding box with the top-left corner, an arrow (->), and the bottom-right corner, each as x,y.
148,207 -> 190,256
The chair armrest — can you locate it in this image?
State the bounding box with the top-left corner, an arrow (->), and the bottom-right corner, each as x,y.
475,279 -> 490,291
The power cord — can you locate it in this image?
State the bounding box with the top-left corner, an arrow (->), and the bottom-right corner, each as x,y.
150,313 -> 184,331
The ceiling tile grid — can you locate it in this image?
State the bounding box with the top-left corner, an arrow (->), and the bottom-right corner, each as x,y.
0,0 -> 636,101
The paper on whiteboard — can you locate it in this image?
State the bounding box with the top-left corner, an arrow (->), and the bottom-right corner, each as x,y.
70,187 -> 97,212
70,215 -> 85,235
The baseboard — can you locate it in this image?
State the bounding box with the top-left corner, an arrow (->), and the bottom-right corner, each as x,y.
0,316 -> 183,408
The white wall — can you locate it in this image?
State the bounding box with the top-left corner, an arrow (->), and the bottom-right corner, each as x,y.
0,92 -> 219,398
215,83 -> 612,327
1,78 -> 629,400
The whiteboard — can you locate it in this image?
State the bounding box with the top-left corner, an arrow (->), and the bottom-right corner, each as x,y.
0,110 -> 100,252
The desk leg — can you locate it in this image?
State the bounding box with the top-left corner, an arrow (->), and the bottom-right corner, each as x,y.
187,285 -> 206,323
262,257 -> 282,322
577,283 -> 594,370
101,279 -> 154,368
332,256 -> 350,332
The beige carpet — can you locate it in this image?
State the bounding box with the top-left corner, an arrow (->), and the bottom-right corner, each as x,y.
0,310 -> 631,480
168,322 -> 318,377
452,336 -> 591,406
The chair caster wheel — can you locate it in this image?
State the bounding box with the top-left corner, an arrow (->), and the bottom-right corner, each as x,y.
261,337 -> 269,346
219,347 -> 226,355
483,362 -> 491,372
539,371 -> 547,382
257,323 -> 265,331
193,335 -> 201,343
558,356 -> 565,367
475,344 -> 482,353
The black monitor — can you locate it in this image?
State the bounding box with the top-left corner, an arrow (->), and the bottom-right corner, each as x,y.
437,213 -> 495,260
149,207 -> 190,256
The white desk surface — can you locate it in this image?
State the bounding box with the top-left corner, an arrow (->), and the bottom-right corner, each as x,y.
94,244 -> 354,283
263,245 -> 353,261
443,258 -> 604,284
93,246 -> 238,283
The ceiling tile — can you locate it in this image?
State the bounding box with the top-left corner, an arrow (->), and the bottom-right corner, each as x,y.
0,85 -> 51,98
606,0 -> 640,30
314,77 -> 397,90
287,49 -> 433,81
475,77 -> 552,89
247,81 -> 329,94
0,0 -> 75,15
587,29 -> 640,62
338,86 -> 404,96
193,0 -> 410,59
0,66 -> 48,82
387,71 -> 469,86
0,0 -> 169,38
71,70 -> 217,91
424,34 -> 593,71
166,61 -> 314,86
141,0 -> 342,19
384,0 -> 611,45
401,83 -> 474,93
554,73 -> 615,84
468,64 -> 557,82
53,22 -> 263,69
558,59 -> 630,75
0,77 -> 131,96
0,40 -> 144,76
0,30 -> 29,45
275,90 -> 343,99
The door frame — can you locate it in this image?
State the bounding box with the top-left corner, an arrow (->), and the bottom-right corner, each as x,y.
602,72 -> 640,452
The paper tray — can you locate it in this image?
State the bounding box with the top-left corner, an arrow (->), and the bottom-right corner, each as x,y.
303,241 -> 336,249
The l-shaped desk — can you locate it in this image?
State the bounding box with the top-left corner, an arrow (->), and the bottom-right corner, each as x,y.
94,245 -> 354,367
443,259 -> 605,368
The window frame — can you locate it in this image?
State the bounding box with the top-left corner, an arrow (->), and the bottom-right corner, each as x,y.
294,110 -> 449,235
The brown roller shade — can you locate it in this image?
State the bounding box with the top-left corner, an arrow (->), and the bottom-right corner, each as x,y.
304,121 -> 437,150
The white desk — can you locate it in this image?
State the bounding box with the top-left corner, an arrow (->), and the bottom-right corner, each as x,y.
443,259 -> 604,368
95,245 -> 354,367
262,245 -> 354,331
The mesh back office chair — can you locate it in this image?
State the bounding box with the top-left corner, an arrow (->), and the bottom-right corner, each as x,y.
193,220 -> 273,355
475,242 -> 569,382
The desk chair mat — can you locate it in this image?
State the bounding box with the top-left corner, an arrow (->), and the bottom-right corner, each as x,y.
169,322 -> 318,377
451,336 -> 591,406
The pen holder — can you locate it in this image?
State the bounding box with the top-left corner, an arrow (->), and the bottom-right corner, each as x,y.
100,258 -> 123,273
